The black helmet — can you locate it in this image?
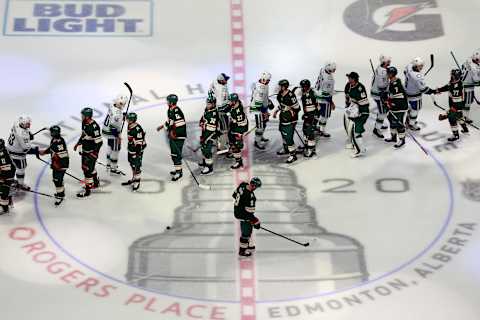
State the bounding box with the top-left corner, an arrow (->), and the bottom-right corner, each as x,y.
167,94 -> 178,105
451,69 -> 462,81
0,139 -> 5,151
81,107 -> 93,118
229,93 -> 239,102
250,176 -> 262,189
300,79 -> 311,88
127,112 -> 138,122
387,66 -> 398,76
278,79 -> 289,87
49,125 -> 61,138
346,72 -> 360,81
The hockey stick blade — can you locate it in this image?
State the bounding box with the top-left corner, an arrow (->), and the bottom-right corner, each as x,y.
260,226 -> 310,247
198,184 -> 212,190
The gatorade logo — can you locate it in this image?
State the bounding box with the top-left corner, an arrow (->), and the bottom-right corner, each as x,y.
343,0 -> 444,41
3,0 -> 153,36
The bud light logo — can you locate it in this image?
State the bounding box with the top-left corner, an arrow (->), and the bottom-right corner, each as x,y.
3,0 -> 153,36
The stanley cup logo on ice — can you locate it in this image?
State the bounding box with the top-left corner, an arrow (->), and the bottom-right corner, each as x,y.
126,123 -> 368,301
4,0 -> 153,36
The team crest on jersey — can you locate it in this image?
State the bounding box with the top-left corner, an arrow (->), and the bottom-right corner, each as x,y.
462,179 -> 480,202
343,0 -> 444,41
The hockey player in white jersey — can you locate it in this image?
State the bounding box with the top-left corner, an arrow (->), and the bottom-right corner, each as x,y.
208,73 -> 230,151
315,62 -> 336,137
404,57 -> 435,130
461,49 -> 480,124
5,116 -> 38,190
102,95 -> 126,175
250,71 -> 274,150
371,54 -> 391,139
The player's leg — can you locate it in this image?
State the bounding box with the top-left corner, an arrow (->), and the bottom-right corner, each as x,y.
447,110 -> 460,141
77,154 -> 94,197
351,115 -> 367,157
394,111 -> 407,149
239,220 -> 253,257
170,139 -> 184,181
303,115 -> 316,157
385,112 -> 398,143
318,102 -> 332,137
109,137 -> 122,175
285,124 -> 297,163
261,111 -> 270,142
231,137 -> 244,170
12,156 -> 29,190
201,140 -> 214,175
277,123 -> 289,155
373,98 -> 385,138
345,115 -> 354,149
52,170 -> 66,199
407,98 -> 422,131
132,154 -> 142,191
0,183 -> 10,214
254,113 -> 266,150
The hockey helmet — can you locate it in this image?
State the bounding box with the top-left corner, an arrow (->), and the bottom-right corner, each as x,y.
412,57 -> 425,68
166,94 -> 178,105
0,139 -> 5,151
127,112 -> 138,122
114,95 -> 128,108
472,50 -> 480,63
278,79 -> 290,88
206,95 -> 216,104
387,66 -> 398,76
325,61 -> 337,73
250,176 -> 262,189
49,125 -> 61,138
260,71 -> 272,82
451,69 -> 462,81
346,72 -> 360,81
81,107 -> 93,118
229,93 -> 239,102
217,73 -> 230,82
18,115 -> 32,129
379,54 -> 391,65
300,79 -> 311,88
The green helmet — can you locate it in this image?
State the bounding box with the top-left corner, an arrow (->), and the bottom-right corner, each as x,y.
127,112 -> 137,122
81,107 -> 93,118
278,79 -> 289,87
49,125 -> 61,138
300,79 -> 311,88
206,95 -> 216,104
250,177 -> 262,189
0,139 -> 5,151
229,93 -> 239,102
167,94 -> 178,104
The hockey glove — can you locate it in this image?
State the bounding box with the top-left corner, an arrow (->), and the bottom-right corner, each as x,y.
250,217 -> 261,229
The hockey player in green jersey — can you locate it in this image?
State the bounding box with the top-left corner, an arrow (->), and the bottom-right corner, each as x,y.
233,177 -> 262,257
74,107 -> 103,198
157,94 -> 187,181
435,69 -> 469,142
198,96 -> 219,175
299,79 -> 318,157
0,139 -> 15,214
384,67 -> 409,149
344,72 -> 370,157
227,93 -> 249,169
122,113 -> 146,191
39,126 -> 69,205
273,79 -> 301,163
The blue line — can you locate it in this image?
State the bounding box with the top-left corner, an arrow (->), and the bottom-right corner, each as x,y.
33,102 -> 455,304
3,0 -> 11,36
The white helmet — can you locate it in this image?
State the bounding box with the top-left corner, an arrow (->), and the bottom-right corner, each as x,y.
379,54 -> 391,65
325,61 -> 337,73
259,71 -> 271,82
472,50 -> 480,62
412,57 -> 425,68
217,73 -> 230,82
18,115 -> 31,129
114,95 -> 128,108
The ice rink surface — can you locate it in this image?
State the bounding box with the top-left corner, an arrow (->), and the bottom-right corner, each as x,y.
1,0 -> 480,319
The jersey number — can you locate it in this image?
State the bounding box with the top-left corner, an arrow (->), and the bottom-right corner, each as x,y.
104,115 -> 110,127
8,133 -> 15,146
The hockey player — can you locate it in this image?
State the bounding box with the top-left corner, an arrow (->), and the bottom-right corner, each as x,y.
371,54 -> 391,138
384,67 -> 409,149
435,69 -> 469,141
5,115 -> 38,190
299,79 -> 318,157
344,72 -> 370,157
404,57 -> 435,130
74,107 -> 103,198
227,93 -> 249,169
38,126 -> 69,204
209,73 -> 230,151
122,113 -> 146,190
198,96 -> 220,175
315,62 -> 336,137
233,177 -> 262,257
273,79 -> 301,163
250,71 -> 274,150
157,94 -> 186,181
102,95 -> 127,175
0,139 -> 15,215
461,50 -> 480,124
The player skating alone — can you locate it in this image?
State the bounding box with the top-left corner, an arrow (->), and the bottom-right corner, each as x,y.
227,93 -> 249,170
38,126 -> 69,205
299,79 -> 318,157
384,67 -> 409,149
0,139 -> 15,215
208,73 -> 230,151
198,96 -> 220,175
5,115 -> 38,191
461,49 -> 480,124
273,79 -> 301,164
250,71 -> 274,150
435,69 -> 469,141
102,95 -> 127,175
122,113 -> 146,191
404,57 -> 435,130
344,72 -> 370,157
315,62 -> 336,137
157,94 -> 187,182
74,108 -> 103,198
233,177 -> 262,257
371,54 -> 391,138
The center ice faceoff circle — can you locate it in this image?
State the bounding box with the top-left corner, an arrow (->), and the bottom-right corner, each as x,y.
32,102 -> 454,303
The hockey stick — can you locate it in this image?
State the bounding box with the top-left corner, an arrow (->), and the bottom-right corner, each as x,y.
12,184 -> 62,200
424,54 -> 434,76
294,127 -> 306,148
260,226 -> 310,247
35,156 -> 83,182
387,111 -> 429,156
32,127 -> 48,136
369,58 -> 376,82
97,160 -> 126,175
120,82 -> 133,133
430,96 -> 480,130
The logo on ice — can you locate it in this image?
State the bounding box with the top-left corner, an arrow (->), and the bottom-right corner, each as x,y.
3,0 -> 153,36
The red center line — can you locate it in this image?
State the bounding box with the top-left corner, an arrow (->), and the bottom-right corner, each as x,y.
230,1 -> 257,319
